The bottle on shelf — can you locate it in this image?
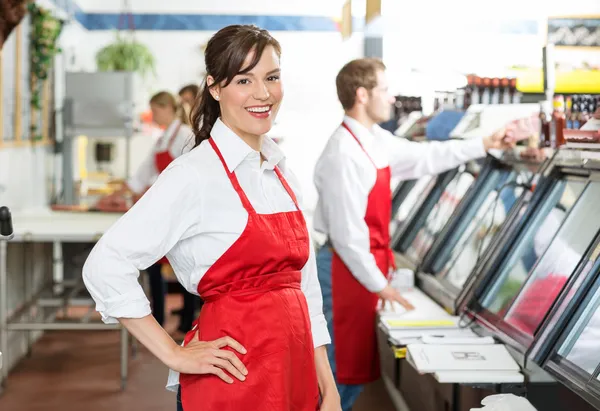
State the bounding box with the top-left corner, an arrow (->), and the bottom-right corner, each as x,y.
472,76 -> 481,105
539,101 -> 552,148
565,95 -> 573,129
481,77 -> 492,105
553,95 -> 566,147
572,95 -> 581,129
580,97 -> 590,128
501,78 -> 511,104
509,78 -> 521,104
491,78 -> 501,104
463,75 -> 474,109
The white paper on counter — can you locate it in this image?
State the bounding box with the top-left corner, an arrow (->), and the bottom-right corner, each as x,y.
406,343 -> 520,374
435,370 -> 524,384
421,335 -> 495,345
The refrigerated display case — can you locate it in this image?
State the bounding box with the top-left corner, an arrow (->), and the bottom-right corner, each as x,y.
415,152 -> 546,312
390,175 -> 436,239
391,163 -> 474,270
541,250 -> 600,409
460,146 -> 600,353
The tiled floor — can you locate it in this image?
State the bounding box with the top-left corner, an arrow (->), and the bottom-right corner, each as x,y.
0,296 -> 397,411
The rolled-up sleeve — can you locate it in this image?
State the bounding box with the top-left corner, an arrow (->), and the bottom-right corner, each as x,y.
381,129 -> 486,180
83,163 -> 202,324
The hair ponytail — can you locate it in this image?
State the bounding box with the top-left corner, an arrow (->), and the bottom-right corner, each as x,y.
191,80 -> 221,147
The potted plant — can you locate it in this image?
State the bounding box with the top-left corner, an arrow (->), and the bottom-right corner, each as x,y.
95,34 -> 156,79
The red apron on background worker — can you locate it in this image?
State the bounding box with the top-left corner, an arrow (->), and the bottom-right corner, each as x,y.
96,91 -> 194,336
83,25 -> 340,411
313,58 -> 515,411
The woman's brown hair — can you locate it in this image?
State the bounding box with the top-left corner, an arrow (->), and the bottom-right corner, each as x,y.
190,25 -> 281,147
149,91 -> 189,125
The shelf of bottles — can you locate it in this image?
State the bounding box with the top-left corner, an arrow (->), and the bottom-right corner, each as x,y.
435,75 -> 524,112
394,95 -> 423,118
540,94 -> 600,148
461,75 -> 523,110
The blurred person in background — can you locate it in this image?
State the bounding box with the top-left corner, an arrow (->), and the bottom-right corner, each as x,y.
178,84 -> 200,120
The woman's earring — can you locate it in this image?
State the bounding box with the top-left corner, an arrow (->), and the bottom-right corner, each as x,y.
214,95 -> 220,101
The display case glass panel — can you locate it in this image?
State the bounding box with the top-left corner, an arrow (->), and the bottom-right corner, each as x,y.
404,170 -> 476,264
393,176 -> 434,226
482,178 -> 587,316
438,171 -> 532,288
503,182 -> 600,336
554,252 -> 600,375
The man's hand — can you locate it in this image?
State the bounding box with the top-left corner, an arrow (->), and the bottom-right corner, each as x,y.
483,127 -> 513,151
484,115 -> 542,151
378,285 -> 414,312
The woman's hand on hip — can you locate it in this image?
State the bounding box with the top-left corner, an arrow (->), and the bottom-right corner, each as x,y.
169,334 -> 248,384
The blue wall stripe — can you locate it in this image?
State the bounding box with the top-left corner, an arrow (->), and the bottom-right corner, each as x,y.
46,1 -> 538,35
83,14 -> 340,32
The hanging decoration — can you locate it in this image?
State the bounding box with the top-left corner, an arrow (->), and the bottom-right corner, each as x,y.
95,1 -> 155,79
95,34 -> 156,78
28,2 -> 63,140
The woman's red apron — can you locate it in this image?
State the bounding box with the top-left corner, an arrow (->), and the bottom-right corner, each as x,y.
179,138 -> 320,410
331,122 -> 394,385
154,122 -> 182,265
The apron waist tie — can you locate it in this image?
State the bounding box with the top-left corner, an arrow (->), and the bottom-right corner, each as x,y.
199,270 -> 302,304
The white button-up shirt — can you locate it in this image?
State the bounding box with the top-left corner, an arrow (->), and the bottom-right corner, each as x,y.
313,115 -> 487,293
127,119 -> 194,194
83,118 -> 330,389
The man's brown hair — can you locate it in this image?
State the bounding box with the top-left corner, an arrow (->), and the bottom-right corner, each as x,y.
336,58 -> 386,110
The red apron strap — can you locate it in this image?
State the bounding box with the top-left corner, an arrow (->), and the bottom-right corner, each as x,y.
341,122 -> 377,167
209,138 -> 256,215
273,167 -> 301,211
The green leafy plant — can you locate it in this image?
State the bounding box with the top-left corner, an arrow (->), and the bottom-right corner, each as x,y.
28,2 -> 64,140
95,34 -> 156,78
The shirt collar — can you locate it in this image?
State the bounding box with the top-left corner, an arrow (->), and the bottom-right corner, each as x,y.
211,118 -> 286,172
342,115 -> 377,146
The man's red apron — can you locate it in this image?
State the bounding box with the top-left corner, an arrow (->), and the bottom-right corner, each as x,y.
331,122 -> 394,385
154,121 -> 182,265
179,138 -> 320,410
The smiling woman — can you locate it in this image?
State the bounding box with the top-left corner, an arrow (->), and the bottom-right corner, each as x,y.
190,25 -> 283,153
82,24 -> 340,411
